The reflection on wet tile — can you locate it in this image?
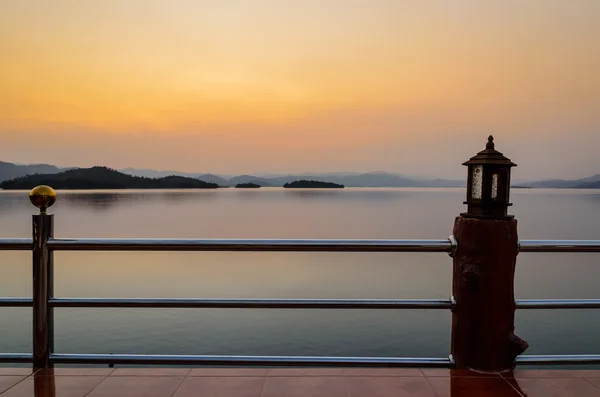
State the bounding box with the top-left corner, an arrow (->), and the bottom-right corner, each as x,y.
269,368 -> 344,376
427,377 -> 521,397
0,376 -> 27,394
111,368 -> 191,377
189,368 -> 267,377
86,376 -> 184,397
263,376 -> 347,397
0,368 -> 33,376
35,368 -> 114,376
507,370 -> 600,378
508,377 -> 600,397
422,369 -> 502,378
173,377 -> 265,397
2,376 -> 105,397
347,376 -> 436,397
344,368 -> 423,377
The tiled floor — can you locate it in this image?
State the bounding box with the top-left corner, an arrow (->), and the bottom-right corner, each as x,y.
2,367 -> 600,396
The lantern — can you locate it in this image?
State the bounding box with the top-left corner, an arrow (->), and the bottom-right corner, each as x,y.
462,136 -> 516,219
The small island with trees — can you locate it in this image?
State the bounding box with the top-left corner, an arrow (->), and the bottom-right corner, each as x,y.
235,183 -> 261,188
0,166 -> 220,190
283,180 -> 344,189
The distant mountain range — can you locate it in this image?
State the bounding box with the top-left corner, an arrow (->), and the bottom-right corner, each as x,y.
516,174 -> 600,189
0,167 -> 218,190
1,161 -> 599,188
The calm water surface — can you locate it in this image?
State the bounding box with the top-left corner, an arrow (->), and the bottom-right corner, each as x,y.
1,188 -> 600,362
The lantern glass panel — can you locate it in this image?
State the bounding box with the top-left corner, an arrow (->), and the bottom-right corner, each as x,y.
491,173 -> 499,199
471,165 -> 483,199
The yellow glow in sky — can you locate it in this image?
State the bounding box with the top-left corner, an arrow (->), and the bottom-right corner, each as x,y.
1,0 -> 599,179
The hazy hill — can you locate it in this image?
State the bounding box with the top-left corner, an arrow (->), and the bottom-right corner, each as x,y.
524,174 -> 600,188
577,179 -> 600,189
228,175 -> 276,187
0,161 -> 65,182
195,173 -> 230,186
0,167 -> 219,189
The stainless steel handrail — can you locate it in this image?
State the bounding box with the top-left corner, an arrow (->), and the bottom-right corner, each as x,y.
46,238 -> 455,253
517,355 -> 600,365
49,353 -> 452,367
0,353 -> 33,363
3,236 -> 600,368
0,297 -> 33,307
4,237 -> 600,253
519,240 -> 600,253
5,237 -> 599,252
516,299 -> 600,309
48,298 -> 454,309
0,238 -> 32,250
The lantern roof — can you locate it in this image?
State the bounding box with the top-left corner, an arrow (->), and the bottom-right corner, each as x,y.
463,136 -> 517,167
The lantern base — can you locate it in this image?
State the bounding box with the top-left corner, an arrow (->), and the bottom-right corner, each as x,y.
460,212 -> 515,220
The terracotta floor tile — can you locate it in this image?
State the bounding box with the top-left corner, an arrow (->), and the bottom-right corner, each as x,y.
345,368 -> 424,377
0,376 -> 27,394
35,367 -> 114,376
189,368 -> 268,377
507,377 -> 600,397
110,367 -> 191,376
86,376 -> 184,397
347,376 -> 436,397
263,376 -> 347,397
427,377 -> 522,397
268,367 -> 344,376
507,370 -> 600,378
0,368 -> 33,376
422,369 -> 502,378
586,378 -> 600,389
1,376 -> 105,397
173,376 -> 265,397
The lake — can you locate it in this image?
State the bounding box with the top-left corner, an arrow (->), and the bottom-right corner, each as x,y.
1,187 -> 600,364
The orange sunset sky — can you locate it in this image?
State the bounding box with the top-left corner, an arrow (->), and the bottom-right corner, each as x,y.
1,0 -> 599,180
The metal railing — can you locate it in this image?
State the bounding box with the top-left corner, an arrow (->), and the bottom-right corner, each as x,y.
1,217 -> 600,368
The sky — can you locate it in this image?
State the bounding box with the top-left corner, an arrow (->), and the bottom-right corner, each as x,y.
1,0 -> 599,180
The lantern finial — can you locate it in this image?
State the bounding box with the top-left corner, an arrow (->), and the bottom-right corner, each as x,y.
486,135 -> 495,150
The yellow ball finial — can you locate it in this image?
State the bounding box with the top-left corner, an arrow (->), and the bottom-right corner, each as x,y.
29,185 -> 56,214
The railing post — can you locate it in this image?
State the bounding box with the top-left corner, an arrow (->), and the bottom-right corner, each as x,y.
30,186 -> 56,370
451,137 -> 528,372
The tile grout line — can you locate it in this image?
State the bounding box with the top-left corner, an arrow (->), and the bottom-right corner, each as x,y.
258,373 -> 268,397
168,373 -> 191,397
499,373 -> 526,397
0,374 -> 32,396
82,374 -> 112,397
423,375 -> 443,397
582,377 -> 600,391
343,374 -> 351,397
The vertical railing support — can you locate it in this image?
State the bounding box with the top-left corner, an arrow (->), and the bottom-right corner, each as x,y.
30,185 -> 57,370
451,137 -> 527,371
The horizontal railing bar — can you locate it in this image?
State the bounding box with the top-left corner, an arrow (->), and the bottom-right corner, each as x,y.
50,353 -> 452,367
519,240 -> 600,253
0,298 -> 33,307
0,353 -> 33,363
516,299 -> 600,309
0,238 -> 32,251
517,354 -> 600,365
49,298 -> 454,309
46,238 -> 454,253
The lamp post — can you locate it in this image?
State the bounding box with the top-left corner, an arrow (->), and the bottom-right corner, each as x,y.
451,137 -> 527,372
30,185 -> 56,370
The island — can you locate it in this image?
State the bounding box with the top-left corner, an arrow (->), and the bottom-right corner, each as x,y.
283,180 -> 344,189
0,166 -> 220,190
235,183 -> 261,188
